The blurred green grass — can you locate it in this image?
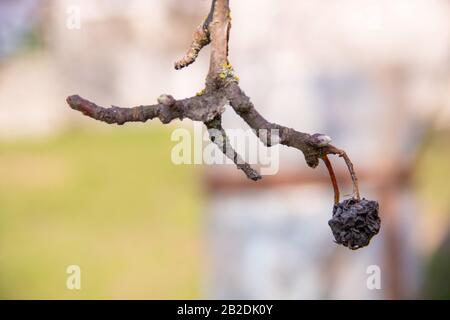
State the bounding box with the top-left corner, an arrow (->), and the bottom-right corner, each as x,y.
0,126 -> 202,299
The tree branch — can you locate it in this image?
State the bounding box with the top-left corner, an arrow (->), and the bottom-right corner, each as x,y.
67,93 -> 227,125
206,0 -> 231,88
174,25 -> 210,70
66,0 -> 361,187
225,82 -> 331,168
174,0 -> 216,70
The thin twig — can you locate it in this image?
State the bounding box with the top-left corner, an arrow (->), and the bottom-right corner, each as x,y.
174,25 -> 210,70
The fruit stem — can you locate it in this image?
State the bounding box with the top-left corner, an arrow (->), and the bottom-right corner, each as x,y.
322,155 -> 340,204
339,151 -> 361,201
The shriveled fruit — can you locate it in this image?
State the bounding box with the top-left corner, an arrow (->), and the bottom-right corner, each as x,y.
328,198 -> 380,250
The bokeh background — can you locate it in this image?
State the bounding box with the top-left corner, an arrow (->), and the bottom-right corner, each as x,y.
0,0 -> 449,299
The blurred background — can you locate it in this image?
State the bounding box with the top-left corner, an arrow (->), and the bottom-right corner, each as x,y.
0,0 -> 449,299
